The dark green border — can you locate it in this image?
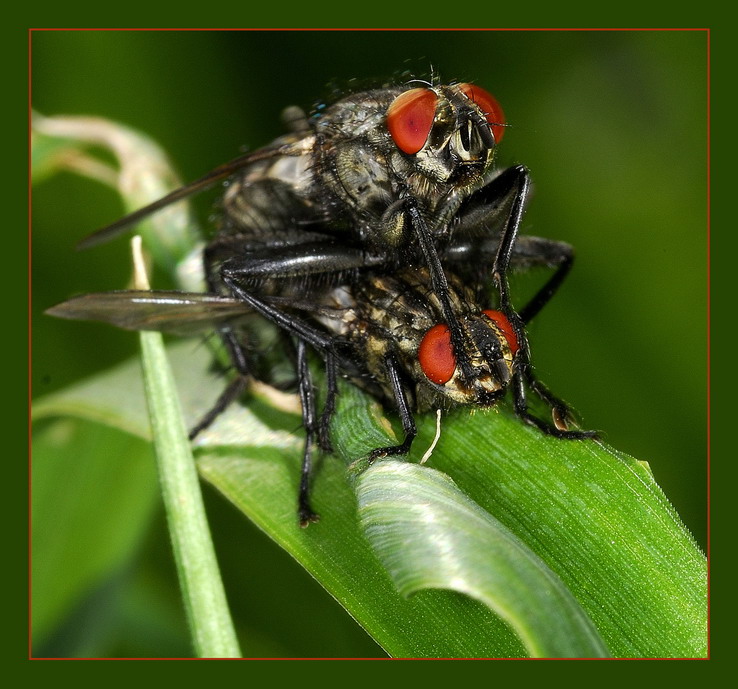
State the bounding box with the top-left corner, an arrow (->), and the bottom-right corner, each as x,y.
21,16 -> 722,676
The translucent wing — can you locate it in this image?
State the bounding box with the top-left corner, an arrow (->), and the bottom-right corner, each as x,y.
76,143 -> 296,250
46,290 -> 253,335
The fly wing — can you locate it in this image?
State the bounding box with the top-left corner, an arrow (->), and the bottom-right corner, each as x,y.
46,290 -> 253,335
76,141 -> 302,250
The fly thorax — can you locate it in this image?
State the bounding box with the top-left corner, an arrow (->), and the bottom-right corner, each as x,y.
327,140 -> 396,220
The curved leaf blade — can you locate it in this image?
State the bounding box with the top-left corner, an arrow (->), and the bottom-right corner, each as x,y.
32,113 -> 199,273
357,460 -> 610,658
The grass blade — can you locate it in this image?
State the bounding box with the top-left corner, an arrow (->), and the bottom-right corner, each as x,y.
132,237 -> 241,658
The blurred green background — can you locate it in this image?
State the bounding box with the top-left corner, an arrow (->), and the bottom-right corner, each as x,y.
31,30 -> 707,657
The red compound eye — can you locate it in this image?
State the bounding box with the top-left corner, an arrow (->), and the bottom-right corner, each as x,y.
483,310 -> 519,355
418,324 -> 456,385
457,83 -> 506,144
387,88 -> 438,155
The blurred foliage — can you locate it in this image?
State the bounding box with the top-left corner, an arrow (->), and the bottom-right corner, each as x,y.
31,30 -> 707,657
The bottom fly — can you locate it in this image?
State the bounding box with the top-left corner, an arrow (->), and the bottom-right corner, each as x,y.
48,266 -> 597,525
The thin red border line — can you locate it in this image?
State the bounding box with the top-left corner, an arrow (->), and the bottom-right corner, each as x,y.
27,27 -> 710,31
705,27 -> 711,659
27,27 -> 34,661
27,27 -> 711,660
28,655 -> 705,660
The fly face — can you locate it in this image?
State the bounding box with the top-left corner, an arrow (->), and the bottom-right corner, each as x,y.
414,308 -> 518,409
386,83 -> 503,189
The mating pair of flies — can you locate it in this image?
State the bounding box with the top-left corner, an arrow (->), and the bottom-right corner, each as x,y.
49,80 -> 598,525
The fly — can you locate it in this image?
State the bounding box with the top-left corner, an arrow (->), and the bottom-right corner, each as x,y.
49,262 -> 597,525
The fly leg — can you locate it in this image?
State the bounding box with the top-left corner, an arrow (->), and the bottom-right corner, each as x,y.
185,242 -> 283,440
183,239 -> 265,439
445,162 -> 577,324
464,167 -> 541,422
187,329 -> 250,439
510,369 -> 599,440
217,243 -> 378,524
218,245 -> 367,349
514,238 -> 574,325
523,372 -> 598,439
367,352 -> 417,462
217,275 -> 341,525
191,237 -> 373,440
485,166 -> 531,334
445,166 -> 597,438
405,199 -> 476,385
296,339 -> 320,526
500,236 -> 596,437
444,234 -> 576,324
317,352 -> 338,454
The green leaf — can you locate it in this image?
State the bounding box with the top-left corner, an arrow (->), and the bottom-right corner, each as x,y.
423,408 -> 707,658
32,419 -> 159,649
332,381 -> 706,658
33,343 -> 706,657
32,113 -> 199,274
